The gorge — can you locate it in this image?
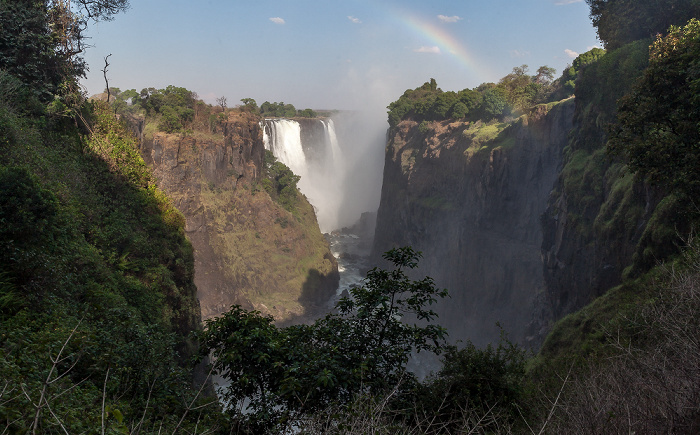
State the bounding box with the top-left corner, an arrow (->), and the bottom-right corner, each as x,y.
4,0 -> 700,431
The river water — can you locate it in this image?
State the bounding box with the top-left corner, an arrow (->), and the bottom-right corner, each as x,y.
324,224 -> 373,308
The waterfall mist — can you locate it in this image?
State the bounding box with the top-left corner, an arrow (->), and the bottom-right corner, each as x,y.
262,112 -> 386,233
331,110 -> 386,230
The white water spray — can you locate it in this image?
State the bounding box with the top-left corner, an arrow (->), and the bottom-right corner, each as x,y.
262,119 -> 307,181
262,118 -> 345,233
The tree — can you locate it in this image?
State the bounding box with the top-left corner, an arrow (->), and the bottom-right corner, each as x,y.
535,66 -> 556,85
70,0 -> 129,22
198,247 -> 448,432
479,88 -> 509,120
607,18 -> 700,197
586,0 -> 700,49
216,96 -> 227,111
0,1 -> 78,102
411,334 -> 527,433
240,98 -> 258,112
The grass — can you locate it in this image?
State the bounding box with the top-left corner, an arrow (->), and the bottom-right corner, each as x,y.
462,120 -> 516,160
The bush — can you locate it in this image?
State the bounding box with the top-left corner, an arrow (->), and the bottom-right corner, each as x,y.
403,335 -> 527,433
199,247 -> 448,433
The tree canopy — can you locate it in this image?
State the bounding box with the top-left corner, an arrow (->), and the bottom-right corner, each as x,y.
259,101 -> 317,118
608,18 -> 700,197
199,246 -> 449,432
0,0 -> 129,106
586,0 -> 700,49
386,67 -> 559,128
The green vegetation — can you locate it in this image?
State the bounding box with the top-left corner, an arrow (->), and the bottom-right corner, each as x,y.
386,65 -> 561,127
258,100 -> 318,118
529,239 -> 700,433
527,3 -> 700,433
0,97 -> 217,430
414,337 -> 528,433
2,0 -> 699,432
586,0 -> 700,49
0,1 -> 224,431
105,85 -> 198,133
552,47 -> 606,99
608,19 -> 700,198
261,150 -> 301,212
200,247 -> 450,432
385,47 -> 610,130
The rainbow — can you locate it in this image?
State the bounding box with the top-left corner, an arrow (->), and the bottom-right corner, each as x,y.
393,10 -> 493,83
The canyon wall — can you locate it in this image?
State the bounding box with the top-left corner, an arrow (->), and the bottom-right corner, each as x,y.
140,111 -> 338,322
372,100 -> 575,346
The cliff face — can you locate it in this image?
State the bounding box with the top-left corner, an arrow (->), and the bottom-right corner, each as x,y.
372,100 -> 574,346
141,111 -> 339,322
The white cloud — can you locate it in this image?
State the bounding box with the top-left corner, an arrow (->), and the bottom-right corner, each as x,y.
269,17 -> 285,25
437,15 -> 462,23
348,16 -> 361,24
565,48 -> 579,58
414,46 -> 441,54
554,0 -> 583,5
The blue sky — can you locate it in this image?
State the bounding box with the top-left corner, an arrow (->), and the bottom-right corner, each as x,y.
81,0 -> 600,112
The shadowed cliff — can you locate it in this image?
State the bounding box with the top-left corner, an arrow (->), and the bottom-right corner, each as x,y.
372,100 -> 574,347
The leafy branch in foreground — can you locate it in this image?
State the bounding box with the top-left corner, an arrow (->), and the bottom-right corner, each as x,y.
198,246 -> 449,433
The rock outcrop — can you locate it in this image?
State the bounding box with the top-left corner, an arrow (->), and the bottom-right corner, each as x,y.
372,100 -> 574,346
141,111 -> 339,322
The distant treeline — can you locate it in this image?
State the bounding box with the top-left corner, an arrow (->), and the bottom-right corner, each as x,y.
387,53 -> 606,127
240,98 -> 317,118
104,88 -> 318,136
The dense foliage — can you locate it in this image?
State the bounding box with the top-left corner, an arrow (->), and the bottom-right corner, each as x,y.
0,0 -> 76,102
261,150 -> 301,212
259,100 -> 317,118
199,247 -> 449,432
2,0 -> 700,431
0,0 -> 129,110
0,88 -> 218,430
410,337 -> 528,433
106,85 -> 198,133
608,19 -> 700,198
386,65 -> 561,127
586,0 -> 700,49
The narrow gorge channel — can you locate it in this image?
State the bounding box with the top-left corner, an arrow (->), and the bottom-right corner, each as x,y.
262,117 -> 378,303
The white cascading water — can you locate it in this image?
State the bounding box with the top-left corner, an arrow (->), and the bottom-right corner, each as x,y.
262,118 -> 345,233
262,119 -> 307,181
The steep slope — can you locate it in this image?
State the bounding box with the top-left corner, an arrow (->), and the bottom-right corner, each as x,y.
538,41 -> 682,323
140,110 -> 339,322
0,100 -> 215,430
372,100 -> 574,346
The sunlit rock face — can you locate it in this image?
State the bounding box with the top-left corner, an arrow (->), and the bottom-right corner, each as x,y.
372,101 -> 575,347
140,111 -> 338,323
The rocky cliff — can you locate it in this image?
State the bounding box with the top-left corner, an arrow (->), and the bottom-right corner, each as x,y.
372,100 -> 574,346
539,41 -> 688,324
140,111 -> 339,322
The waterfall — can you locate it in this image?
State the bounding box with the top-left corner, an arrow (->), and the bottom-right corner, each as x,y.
262,118 -> 345,233
262,119 -> 307,181
324,119 -> 343,176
